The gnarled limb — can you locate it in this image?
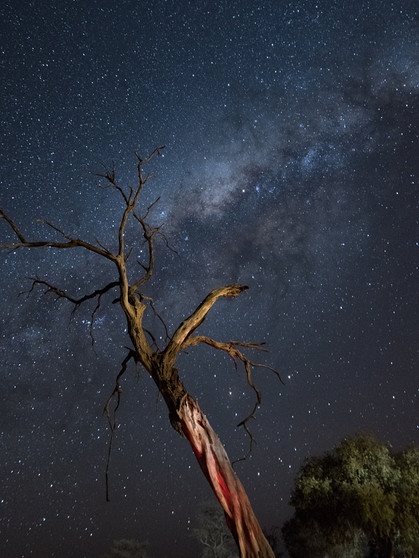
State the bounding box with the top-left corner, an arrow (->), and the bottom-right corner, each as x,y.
25,277 -> 120,344
27,277 -> 119,308
182,334 -> 282,441
163,284 -> 249,364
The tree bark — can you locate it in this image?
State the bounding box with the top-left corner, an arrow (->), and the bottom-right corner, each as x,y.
177,395 -> 275,558
123,294 -> 275,557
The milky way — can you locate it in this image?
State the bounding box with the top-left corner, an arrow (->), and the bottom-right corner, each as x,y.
1,2 -> 418,557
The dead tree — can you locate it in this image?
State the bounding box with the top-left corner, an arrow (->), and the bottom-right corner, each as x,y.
0,147 -> 276,557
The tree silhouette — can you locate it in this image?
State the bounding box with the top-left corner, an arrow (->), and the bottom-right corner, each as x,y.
1,147 -> 278,557
192,501 -> 239,558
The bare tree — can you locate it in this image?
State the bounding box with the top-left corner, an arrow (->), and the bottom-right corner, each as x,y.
0,147 -> 277,557
192,501 -> 239,558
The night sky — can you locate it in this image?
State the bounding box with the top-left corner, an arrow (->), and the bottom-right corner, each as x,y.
1,1 -> 418,557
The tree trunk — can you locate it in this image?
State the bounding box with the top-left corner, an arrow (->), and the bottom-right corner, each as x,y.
125,294 -> 275,558
176,395 -> 275,558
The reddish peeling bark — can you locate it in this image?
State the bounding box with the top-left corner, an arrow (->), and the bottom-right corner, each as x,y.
177,394 -> 275,558
126,286 -> 276,557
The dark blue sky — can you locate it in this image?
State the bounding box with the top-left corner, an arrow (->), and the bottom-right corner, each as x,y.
1,1 -> 418,557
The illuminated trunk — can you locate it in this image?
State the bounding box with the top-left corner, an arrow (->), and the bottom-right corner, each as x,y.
126,285 -> 275,558
177,394 -> 275,558
147,358 -> 274,557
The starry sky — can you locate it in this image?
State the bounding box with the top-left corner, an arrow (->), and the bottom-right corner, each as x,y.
1,1 -> 418,557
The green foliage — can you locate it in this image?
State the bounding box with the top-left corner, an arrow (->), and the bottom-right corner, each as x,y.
283,434 -> 419,558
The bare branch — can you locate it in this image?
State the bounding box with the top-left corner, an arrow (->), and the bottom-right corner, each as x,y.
135,145 -> 165,165
95,161 -> 116,184
27,277 -> 119,345
130,197 -> 179,292
158,228 -> 179,256
0,209 -> 27,242
27,277 -> 119,307
182,335 -> 263,398
96,163 -> 130,205
181,334 -> 283,460
188,335 -> 283,386
131,221 -> 158,291
140,196 -> 161,220
95,237 -> 113,256
0,210 -> 116,260
39,217 -> 114,258
138,293 -> 170,346
36,218 -> 73,240
96,149 -> 165,261
163,284 -> 249,364
103,349 -> 138,501
233,419 -> 257,464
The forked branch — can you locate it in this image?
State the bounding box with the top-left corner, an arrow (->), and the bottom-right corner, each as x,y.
163,284 -> 249,363
1,147 -> 166,302
27,277 -> 119,308
94,147 -> 165,289
183,334 -> 282,429
25,277 -> 120,344
0,210 -> 115,260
